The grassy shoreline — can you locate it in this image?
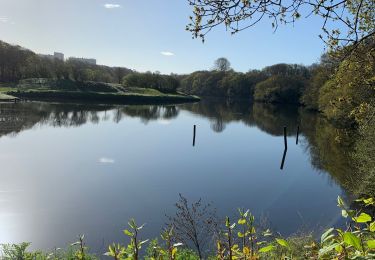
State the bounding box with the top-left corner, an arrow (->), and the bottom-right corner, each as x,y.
0,79 -> 200,105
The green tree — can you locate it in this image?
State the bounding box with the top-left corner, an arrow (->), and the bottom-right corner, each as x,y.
318,41 -> 375,126
254,75 -> 305,104
186,0 -> 375,51
213,57 -> 231,72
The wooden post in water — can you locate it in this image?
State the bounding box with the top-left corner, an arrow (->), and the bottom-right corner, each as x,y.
296,125 -> 300,145
280,149 -> 287,170
283,126 -> 287,150
192,125 -> 196,147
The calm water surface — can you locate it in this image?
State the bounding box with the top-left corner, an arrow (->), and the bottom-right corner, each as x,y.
0,100 -> 350,252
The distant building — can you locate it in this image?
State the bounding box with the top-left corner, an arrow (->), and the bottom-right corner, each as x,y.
54,52 -> 64,61
68,57 -> 96,65
38,52 -> 64,61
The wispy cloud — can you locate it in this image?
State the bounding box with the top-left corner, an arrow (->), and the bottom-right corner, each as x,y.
98,157 -> 115,164
0,17 -> 9,23
161,51 -> 175,56
104,4 -> 121,9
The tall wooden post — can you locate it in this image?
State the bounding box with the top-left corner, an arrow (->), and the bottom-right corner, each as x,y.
192,125 -> 196,146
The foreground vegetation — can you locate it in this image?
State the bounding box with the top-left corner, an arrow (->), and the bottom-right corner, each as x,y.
1,196 -> 375,259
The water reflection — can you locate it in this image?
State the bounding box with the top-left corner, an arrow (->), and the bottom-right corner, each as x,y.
0,100 -> 362,184
0,100 -> 365,192
0,99 -> 371,252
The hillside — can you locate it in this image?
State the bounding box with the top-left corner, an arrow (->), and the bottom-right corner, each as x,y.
0,79 -> 200,104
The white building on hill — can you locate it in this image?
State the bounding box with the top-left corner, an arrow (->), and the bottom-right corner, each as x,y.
38,52 -> 64,61
68,57 -> 96,65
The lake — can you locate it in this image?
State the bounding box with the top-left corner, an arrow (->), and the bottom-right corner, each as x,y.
0,99 -> 355,253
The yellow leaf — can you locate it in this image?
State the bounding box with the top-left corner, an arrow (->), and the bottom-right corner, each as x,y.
243,246 -> 250,255
171,247 -> 177,257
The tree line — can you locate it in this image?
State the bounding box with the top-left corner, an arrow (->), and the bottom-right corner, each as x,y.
1,38 -> 374,127
0,40 -> 132,84
179,59 -> 310,104
180,37 -> 374,128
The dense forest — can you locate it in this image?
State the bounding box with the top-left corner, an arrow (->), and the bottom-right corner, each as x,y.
1,38 -> 374,128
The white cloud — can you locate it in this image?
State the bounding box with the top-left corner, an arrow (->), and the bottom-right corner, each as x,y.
161,51 -> 175,56
104,4 -> 121,9
99,157 -> 115,164
0,17 -> 9,23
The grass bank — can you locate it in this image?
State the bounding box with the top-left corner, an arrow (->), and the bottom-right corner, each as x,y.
0,79 -> 200,105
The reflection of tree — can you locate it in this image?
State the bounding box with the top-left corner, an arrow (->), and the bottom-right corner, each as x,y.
181,99 -> 300,136
120,105 -> 179,124
182,99 -> 375,196
163,106 -> 178,119
181,98 -> 255,132
252,103 -> 300,136
351,115 -> 375,196
1,100 -> 374,197
299,111 -> 375,196
210,118 -> 226,133
0,103 -> 180,139
0,103 -> 44,137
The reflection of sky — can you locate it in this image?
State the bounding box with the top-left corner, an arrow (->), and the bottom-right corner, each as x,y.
0,106 -> 342,253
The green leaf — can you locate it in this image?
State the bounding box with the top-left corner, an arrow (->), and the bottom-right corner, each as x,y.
337,196 -> 345,208
237,232 -> 244,238
128,219 -> 136,229
363,198 -> 374,205
238,218 -> 246,225
124,229 -> 133,236
321,228 -> 334,243
319,243 -> 340,257
367,240 -> 375,249
342,209 -> 355,218
370,222 -> 375,232
259,245 -> 275,253
343,232 -> 362,251
357,198 -> 375,206
353,213 -> 372,223
251,226 -> 256,234
225,217 -> 230,227
276,238 -> 289,248
335,244 -> 343,253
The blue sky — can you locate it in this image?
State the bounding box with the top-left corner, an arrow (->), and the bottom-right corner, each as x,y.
0,0 -> 327,74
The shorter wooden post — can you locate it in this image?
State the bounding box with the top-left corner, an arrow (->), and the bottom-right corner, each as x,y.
192,125 -> 196,147
296,125 -> 300,145
280,149 -> 287,170
283,126 -> 287,150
